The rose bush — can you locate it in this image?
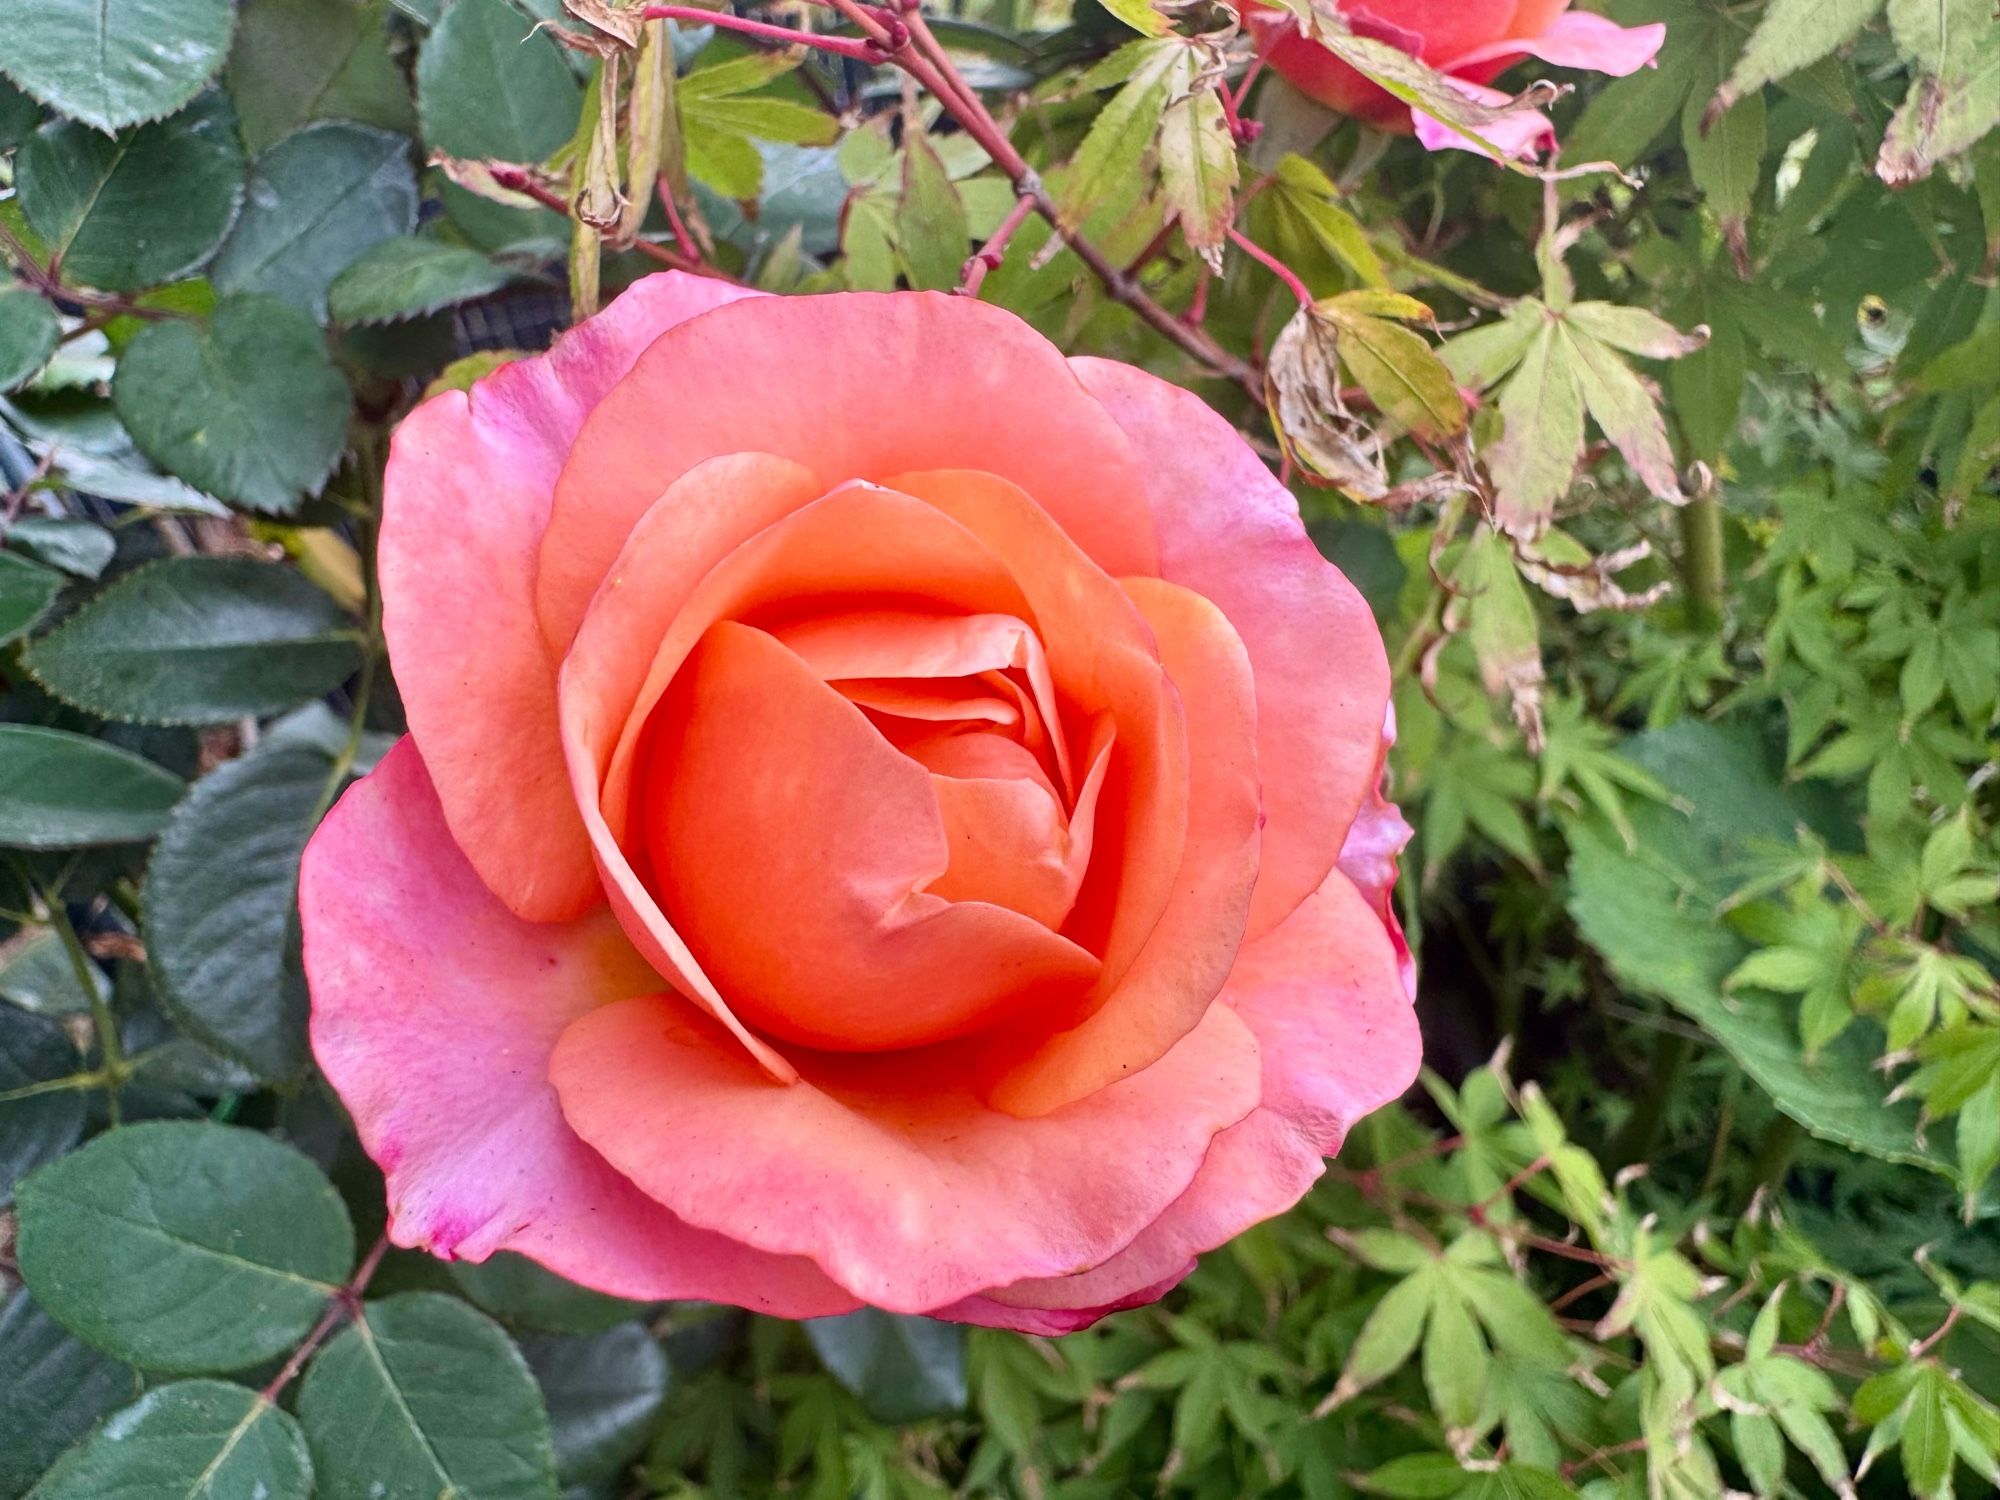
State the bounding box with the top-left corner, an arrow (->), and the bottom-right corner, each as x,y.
1247,0 -> 1665,152
300,273 -> 1418,1331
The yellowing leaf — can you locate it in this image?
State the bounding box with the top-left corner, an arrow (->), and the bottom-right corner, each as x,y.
1158,84 -> 1237,268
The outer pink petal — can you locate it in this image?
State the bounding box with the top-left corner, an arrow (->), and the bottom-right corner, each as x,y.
949,868 -> 1418,1330
548,993 -> 1262,1312
534,291 -> 1159,657
1411,79 -> 1558,158
379,272 -> 759,921
1446,12 -> 1667,75
1070,357 -> 1390,941
300,737 -> 856,1316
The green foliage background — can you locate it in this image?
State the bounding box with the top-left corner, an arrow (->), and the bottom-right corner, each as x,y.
2,0 -> 1999,1495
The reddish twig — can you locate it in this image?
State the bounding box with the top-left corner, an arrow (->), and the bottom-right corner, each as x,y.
958,191 -> 1037,296
258,1231 -> 391,1404
489,163 -> 737,282
655,177 -> 705,266
1228,225 -> 1312,309
641,4 -> 888,60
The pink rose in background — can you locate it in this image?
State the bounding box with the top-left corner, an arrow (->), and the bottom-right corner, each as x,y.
1246,0 -> 1667,157
300,274 -> 1418,1330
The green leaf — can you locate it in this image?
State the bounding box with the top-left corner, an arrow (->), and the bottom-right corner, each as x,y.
896,131 -> 970,292
1330,1267 -> 1433,1405
6,517 -> 116,579
0,1003 -> 85,1206
27,1380 -> 312,1500
0,0 -> 234,133
145,744 -> 335,1082
1566,722 -> 1953,1177
327,236 -> 512,325
0,287 -> 60,393
1421,1284 -> 1488,1432
1160,85 -> 1237,265
15,1121 -> 354,1374
1878,22 -> 2000,186
22,557 -> 361,724
449,1252 -> 657,1336
1564,323 -> 1685,503
113,295 -> 354,513
297,1292 -> 560,1500
0,1293 -> 140,1499
0,726 -> 184,848
519,1324 -> 670,1488
417,0 -> 583,163
1316,292 -> 1466,441
15,95 -> 245,293
1683,77 -> 1765,227
804,1309 -> 968,1424
1059,40 -> 1183,229
0,78 -> 40,148
1488,315 -> 1582,538
1712,0 -> 1883,115
212,122 -> 419,321
226,0 -> 415,155
0,550 -> 62,645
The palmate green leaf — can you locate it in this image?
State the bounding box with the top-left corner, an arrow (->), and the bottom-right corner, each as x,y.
0,1293 -> 140,1499
0,726 -> 184,849
1263,154 -> 1387,291
211,122 -> 420,321
1159,84 -> 1237,267
21,557 -> 361,724
1878,36 -> 2000,185
805,1309 -> 968,1424
15,1122 -> 354,1374
0,0 -> 234,133
417,0 -> 582,163
297,1292 -> 560,1500
1059,39 -> 1185,230
1711,0 -> 1883,117
1682,73 -> 1764,228
145,744 -> 336,1082
328,235 -> 513,325
1327,1263 -> 1434,1407
113,296 -> 354,514
895,130 -> 970,292
1488,317 -> 1582,538
1314,291 -> 1465,441
0,1003 -> 84,1207
520,1324 -> 670,1488
14,95 -> 245,293
26,1380 -> 313,1500
226,0 -> 415,155
1566,722 -> 1954,1177
0,287 -> 60,394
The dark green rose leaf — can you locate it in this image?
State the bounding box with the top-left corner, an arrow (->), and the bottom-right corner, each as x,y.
226,0 -> 416,155
0,0 -> 235,133
14,95 -> 244,292
0,1293 -> 140,1500
7,517 -> 119,579
0,726 -> 184,849
0,78 -> 40,149
418,0 -> 583,162
520,1324 -> 670,1488
0,1002 -> 86,1205
449,1253 -> 659,1336
328,236 -> 514,325
0,550 -> 63,644
15,1121 -> 354,1373
112,295 -> 354,513
803,1308 -> 968,1423
298,1292 -> 560,1500
0,287 -> 60,393
20,556 -> 362,724
146,744 -> 335,1082
26,1380 -> 312,1500
212,122 -> 419,320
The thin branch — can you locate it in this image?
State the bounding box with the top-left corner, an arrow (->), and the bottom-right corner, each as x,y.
958,191 -> 1037,296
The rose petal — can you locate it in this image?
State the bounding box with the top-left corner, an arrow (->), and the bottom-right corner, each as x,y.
300,738 -> 856,1315
1446,11 -> 1666,75
981,577 -> 1261,1117
1411,78 -> 1558,158
548,992 -> 1262,1311
535,291 -> 1158,658
379,271 -> 758,921
640,620 -> 1101,1051
1071,358 -> 1389,940
954,868 -> 1418,1328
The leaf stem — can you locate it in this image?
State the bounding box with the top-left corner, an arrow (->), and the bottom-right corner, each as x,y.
259,1231 -> 392,1404
1227,226 -> 1311,309
39,886 -> 125,1125
1678,493 -> 1726,635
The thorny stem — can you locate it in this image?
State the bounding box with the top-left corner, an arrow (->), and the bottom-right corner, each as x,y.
259,1232 -> 392,1404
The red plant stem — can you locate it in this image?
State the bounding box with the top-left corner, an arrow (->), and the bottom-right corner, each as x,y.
259,1232 -> 391,1404
958,191 -> 1037,296
655,177 -> 704,265
489,163 -> 735,282
641,4 -> 884,60
1228,225 -> 1312,308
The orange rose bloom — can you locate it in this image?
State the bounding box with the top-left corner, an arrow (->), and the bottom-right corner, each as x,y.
300,274 -> 1417,1328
